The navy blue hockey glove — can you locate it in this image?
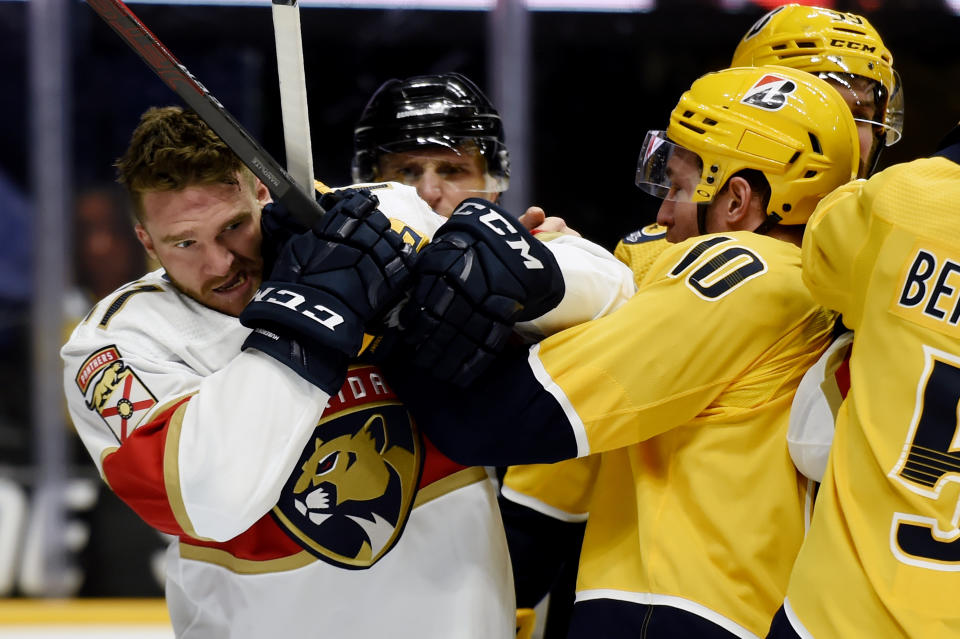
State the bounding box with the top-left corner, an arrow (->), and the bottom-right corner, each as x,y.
241,188 -> 416,394
398,198 -> 565,387
260,199 -> 312,276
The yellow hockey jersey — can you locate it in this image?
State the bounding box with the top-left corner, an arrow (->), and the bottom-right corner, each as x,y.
393,230 -> 835,638
613,223 -> 671,289
783,156 -> 960,638
500,224 -> 668,521
543,232 -> 833,637
498,224 -> 651,545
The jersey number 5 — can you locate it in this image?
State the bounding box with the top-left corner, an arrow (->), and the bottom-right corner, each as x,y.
890,345 -> 960,571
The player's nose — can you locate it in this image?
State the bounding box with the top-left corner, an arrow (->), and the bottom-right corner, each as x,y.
204,241 -> 235,276
416,171 -> 444,211
656,200 -> 674,227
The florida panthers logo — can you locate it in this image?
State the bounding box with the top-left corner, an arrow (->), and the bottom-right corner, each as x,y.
76,345 -> 157,443
272,366 -> 422,569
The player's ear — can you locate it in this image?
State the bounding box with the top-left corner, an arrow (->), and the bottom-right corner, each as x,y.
135,224 -> 158,261
254,178 -> 271,206
724,176 -> 764,230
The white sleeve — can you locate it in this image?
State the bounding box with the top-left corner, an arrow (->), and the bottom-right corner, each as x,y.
517,234 -> 636,339
349,181 -> 447,240
61,286 -> 332,542
176,350 -> 330,541
787,331 -> 853,482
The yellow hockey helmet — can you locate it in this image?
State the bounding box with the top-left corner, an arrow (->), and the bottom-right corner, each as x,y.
636,65 -> 859,227
731,4 -> 902,148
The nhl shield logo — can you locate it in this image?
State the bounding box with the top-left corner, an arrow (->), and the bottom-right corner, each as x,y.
622,223 -> 668,245
272,366 -> 422,569
740,74 -> 797,111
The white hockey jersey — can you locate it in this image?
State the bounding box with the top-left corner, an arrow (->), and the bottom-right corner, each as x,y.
61,182 -> 633,638
786,330 -> 852,482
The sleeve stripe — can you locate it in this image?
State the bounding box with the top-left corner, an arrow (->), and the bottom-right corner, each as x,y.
162,394 -> 207,540
528,343 -> 591,458
500,484 -> 589,522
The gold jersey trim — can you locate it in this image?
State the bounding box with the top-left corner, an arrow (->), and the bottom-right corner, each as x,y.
176,467 -> 488,574
160,392 -> 208,540
178,543 -> 317,574
413,466 -> 489,508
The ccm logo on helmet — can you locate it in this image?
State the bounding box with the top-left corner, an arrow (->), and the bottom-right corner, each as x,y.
453,201 -> 545,270
253,287 -> 346,330
829,38 -> 877,53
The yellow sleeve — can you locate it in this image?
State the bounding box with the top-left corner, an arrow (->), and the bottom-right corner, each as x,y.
539,233 -> 818,453
613,227 -> 670,289
502,455 -> 600,518
801,180 -> 870,325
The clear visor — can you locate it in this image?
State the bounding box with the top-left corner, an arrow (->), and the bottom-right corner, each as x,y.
375,136 -> 508,194
818,71 -> 903,147
635,131 -> 711,203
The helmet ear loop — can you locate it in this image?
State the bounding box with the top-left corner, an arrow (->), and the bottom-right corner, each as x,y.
752,212 -> 782,235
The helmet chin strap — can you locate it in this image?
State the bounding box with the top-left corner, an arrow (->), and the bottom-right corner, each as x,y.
696,203 -> 710,235
752,212 -> 782,235
864,130 -> 885,177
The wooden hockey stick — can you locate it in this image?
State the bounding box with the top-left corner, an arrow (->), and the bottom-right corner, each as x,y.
271,0 -> 315,197
85,0 -> 324,226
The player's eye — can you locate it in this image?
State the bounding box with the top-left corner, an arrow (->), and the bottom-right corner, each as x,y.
668,181 -> 692,200
438,164 -> 467,176
221,220 -> 244,235
173,239 -> 195,249
316,451 -> 339,475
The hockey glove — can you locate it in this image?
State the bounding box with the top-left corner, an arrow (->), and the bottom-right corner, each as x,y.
241,188 -> 416,394
399,198 -> 565,387
260,200 -> 311,276
259,183 -> 339,273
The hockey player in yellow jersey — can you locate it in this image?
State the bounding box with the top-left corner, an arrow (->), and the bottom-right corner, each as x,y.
765,127 -> 960,639
386,64 -> 860,639
731,4 -> 902,180
733,3 -> 908,490
617,4 -> 901,274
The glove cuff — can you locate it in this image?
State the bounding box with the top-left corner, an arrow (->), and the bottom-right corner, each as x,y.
239,282 -> 365,357
241,326 -> 348,395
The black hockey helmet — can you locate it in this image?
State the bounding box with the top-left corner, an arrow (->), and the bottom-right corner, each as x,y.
352,72 -> 510,191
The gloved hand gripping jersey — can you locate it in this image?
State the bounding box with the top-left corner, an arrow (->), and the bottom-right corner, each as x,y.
240,188 -> 415,394
399,198 -> 565,387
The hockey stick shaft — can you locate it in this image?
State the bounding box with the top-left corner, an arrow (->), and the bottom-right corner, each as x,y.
85,0 -> 324,226
272,0 -> 315,197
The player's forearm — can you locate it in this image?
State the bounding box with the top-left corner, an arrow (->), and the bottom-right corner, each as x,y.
384,345 -> 581,467
517,236 -> 635,339
174,349 -> 330,541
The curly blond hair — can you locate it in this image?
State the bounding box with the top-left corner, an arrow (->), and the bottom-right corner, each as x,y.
115,106 -> 253,221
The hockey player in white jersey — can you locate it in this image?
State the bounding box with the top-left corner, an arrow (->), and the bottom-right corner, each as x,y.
61,106 -> 634,638
352,72 -> 633,333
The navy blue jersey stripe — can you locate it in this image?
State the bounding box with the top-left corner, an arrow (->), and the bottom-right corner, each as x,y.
383,344 -> 578,467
